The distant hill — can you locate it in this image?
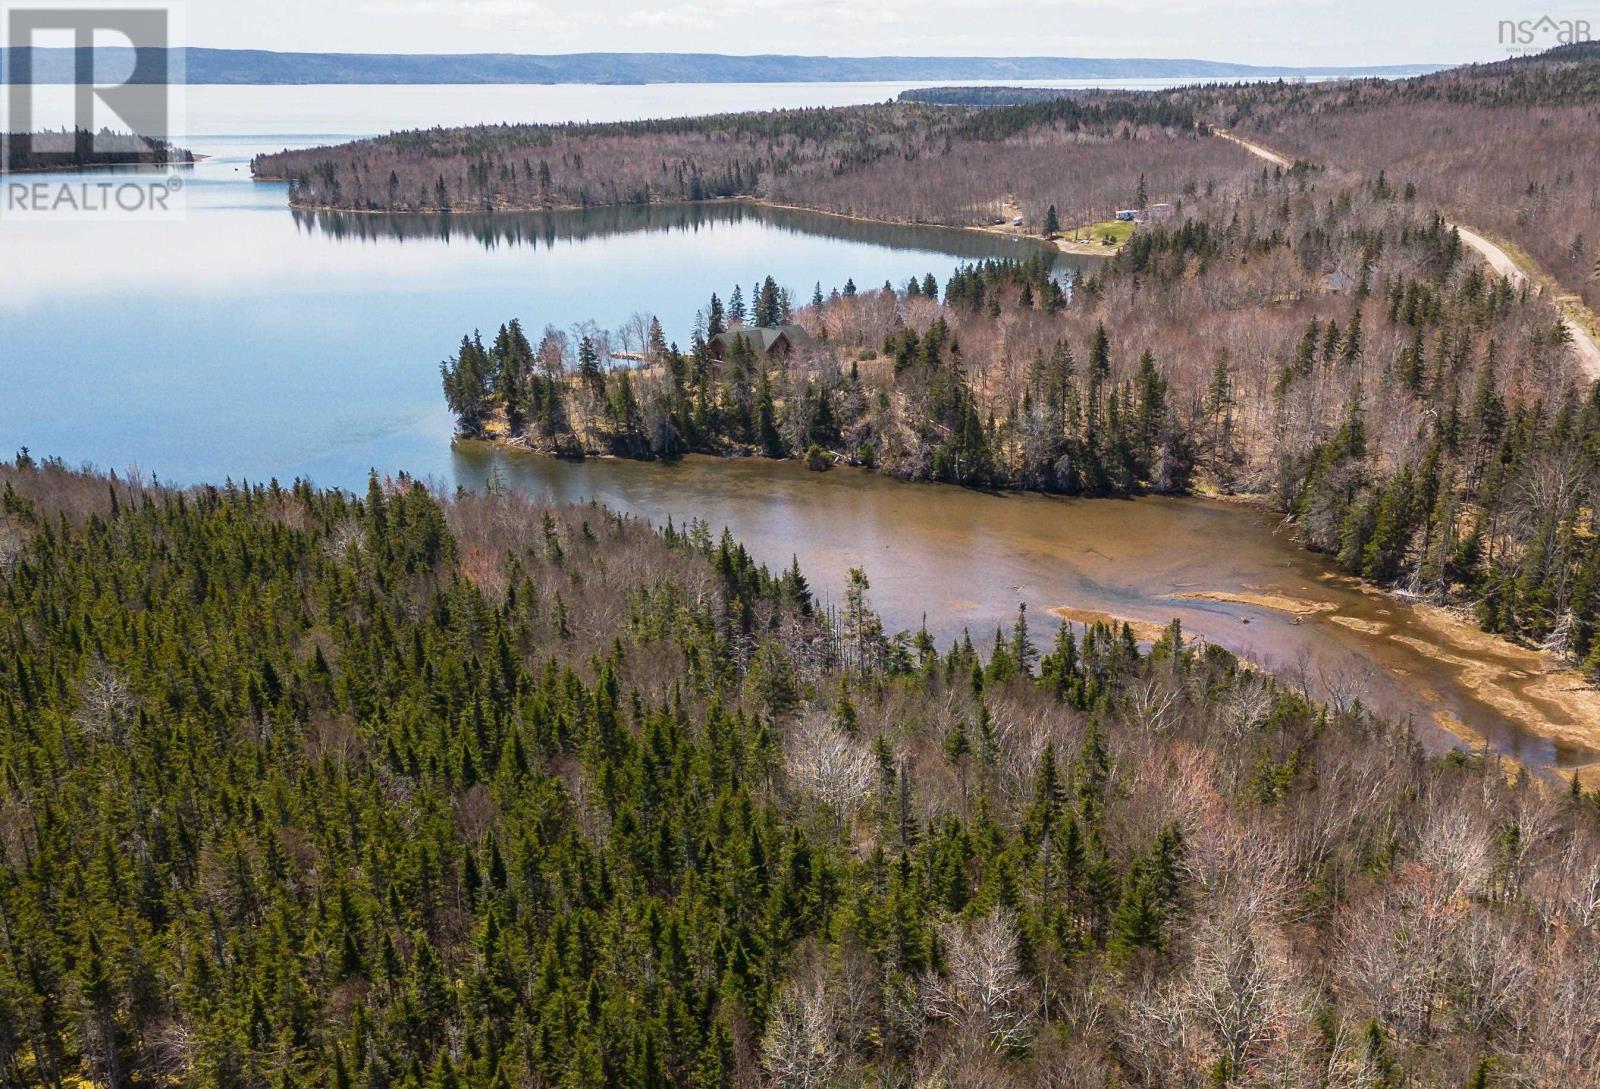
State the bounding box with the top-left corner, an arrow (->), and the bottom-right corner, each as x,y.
0,47 -> 1446,85
901,42 -> 1600,106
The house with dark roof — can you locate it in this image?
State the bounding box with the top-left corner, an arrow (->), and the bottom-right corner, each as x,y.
707,323 -> 815,361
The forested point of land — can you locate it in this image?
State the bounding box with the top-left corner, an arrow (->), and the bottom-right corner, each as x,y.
4,453 -> 1600,1088
250,96 -> 1227,233
0,129 -> 193,173
440,156 -> 1600,682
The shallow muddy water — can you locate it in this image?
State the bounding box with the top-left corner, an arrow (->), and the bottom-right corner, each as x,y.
456,445 -> 1598,774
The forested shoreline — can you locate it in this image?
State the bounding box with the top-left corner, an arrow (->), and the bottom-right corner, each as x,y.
6,454 -> 1600,1088
905,42 -> 1600,316
1,129 -> 194,173
251,97 -> 1235,234
440,155 -> 1600,682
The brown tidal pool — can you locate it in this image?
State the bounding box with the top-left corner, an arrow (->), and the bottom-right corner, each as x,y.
454,444 -> 1600,776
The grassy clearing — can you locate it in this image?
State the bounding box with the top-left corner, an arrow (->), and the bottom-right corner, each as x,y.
1052,218 -> 1135,254
1064,219 -> 1135,246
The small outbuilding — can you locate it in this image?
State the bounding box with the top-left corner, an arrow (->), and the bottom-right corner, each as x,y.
708,323 -> 815,361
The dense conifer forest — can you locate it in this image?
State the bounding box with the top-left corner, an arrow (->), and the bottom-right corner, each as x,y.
5,454 -> 1600,1088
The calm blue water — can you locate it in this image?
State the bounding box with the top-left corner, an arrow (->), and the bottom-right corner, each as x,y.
3,82 -> 1082,487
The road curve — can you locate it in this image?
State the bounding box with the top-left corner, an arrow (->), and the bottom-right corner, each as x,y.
1213,129 -> 1600,381
1449,226 -> 1600,380
1214,129 -> 1293,170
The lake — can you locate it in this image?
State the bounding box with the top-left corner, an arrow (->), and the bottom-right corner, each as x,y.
3,81 -> 1593,775
0,77 -> 1384,484
3,83 -> 1076,487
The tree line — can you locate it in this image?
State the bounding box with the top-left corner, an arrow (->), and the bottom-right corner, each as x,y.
1,129 -> 193,173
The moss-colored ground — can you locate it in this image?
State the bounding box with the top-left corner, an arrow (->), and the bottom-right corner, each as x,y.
1057,219 -> 1134,245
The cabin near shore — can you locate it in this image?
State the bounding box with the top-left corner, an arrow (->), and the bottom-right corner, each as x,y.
708,322 -> 815,361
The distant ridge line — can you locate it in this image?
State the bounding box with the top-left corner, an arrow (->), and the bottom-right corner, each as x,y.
0,47 -> 1449,86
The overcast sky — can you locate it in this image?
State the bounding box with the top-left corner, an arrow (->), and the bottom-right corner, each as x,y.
181,0 -> 1590,67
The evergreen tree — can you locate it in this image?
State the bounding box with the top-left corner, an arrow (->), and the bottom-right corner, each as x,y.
578,336 -> 605,399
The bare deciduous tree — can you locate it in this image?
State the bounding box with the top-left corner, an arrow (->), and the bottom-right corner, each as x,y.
762,959 -> 845,1089
74,658 -> 137,748
785,715 -> 874,838
922,908 -> 1039,1055
1448,909 -> 1533,1038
